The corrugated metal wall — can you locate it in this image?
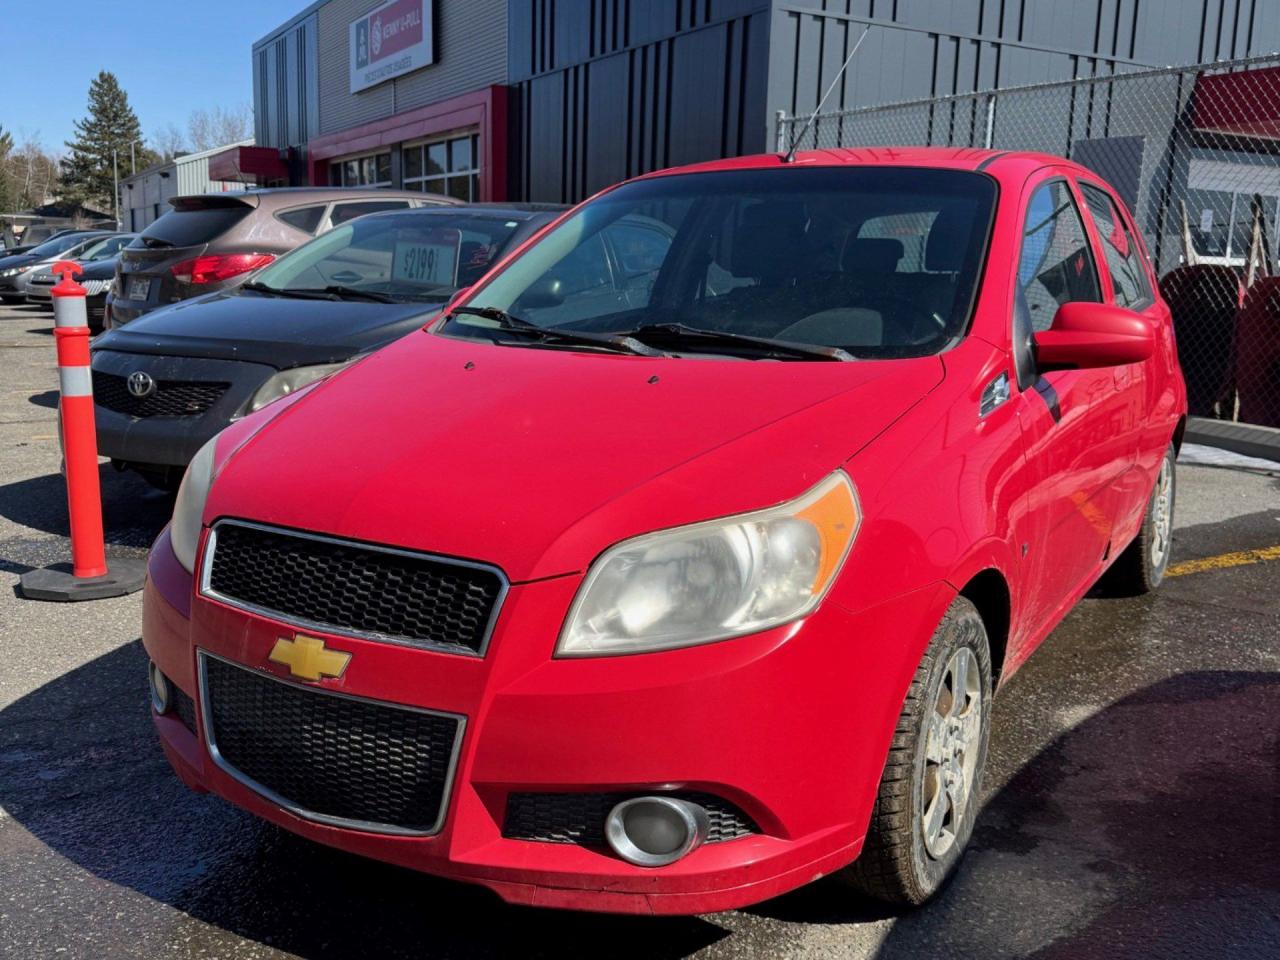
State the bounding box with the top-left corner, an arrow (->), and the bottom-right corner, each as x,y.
771,0 -> 1280,120
508,0 -> 772,203
120,151 -> 250,232
254,13 -> 320,150
314,0 -> 507,136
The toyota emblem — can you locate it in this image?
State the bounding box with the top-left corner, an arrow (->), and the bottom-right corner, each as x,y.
126,371 -> 155,398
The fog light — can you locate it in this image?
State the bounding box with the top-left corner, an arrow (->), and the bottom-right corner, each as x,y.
148,661 -> 171,715
605,796 -> 709,867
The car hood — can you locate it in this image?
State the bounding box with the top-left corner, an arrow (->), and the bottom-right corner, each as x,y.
93,289 -> 441,367
0,253 -> 39,271
207,331 -> 944,582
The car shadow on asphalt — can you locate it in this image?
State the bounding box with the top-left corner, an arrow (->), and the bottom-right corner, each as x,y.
0,465 -> 172,577
1,641 -> 1275,959
750,669 -> 1280,959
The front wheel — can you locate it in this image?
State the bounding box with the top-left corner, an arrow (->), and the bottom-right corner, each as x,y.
843,596 -> 993,905
1101,444 -> 1176,596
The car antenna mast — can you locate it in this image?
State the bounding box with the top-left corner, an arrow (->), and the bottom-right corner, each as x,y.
783,25 -> 871,163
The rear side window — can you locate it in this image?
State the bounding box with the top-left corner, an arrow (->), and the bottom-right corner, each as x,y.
1016,180 -> 1102,332
1079,183 -> 1153,309
276,205 -> 327,235
330,200 -> 412,227
137,203 -> 252,247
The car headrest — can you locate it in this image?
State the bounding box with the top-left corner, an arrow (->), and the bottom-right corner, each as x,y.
926,205 -> 973,272
730,201 -> 808,282
842,237 -> 905,274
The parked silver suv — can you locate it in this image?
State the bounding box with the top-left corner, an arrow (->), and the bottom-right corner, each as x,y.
110,187 -> 457,325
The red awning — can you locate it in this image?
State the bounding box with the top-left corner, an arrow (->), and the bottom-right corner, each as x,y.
1192,65 -> 1280,141
208,145 -> 289,182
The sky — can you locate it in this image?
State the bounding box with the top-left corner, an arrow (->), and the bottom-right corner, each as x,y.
0,0 -> 301,156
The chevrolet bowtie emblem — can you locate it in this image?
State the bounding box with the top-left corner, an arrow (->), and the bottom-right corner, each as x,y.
269,634 -> 351,681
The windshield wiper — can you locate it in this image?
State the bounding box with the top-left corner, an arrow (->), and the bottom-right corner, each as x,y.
317,285 -> 398,303
446,306 -> 662,356
240,281 -> 338,300
621,322 -> 854,361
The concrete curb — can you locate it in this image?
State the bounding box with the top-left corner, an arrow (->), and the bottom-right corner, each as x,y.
1185,417 -> 1280,464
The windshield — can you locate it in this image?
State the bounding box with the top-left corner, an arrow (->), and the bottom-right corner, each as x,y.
78,235 -> 131,261
448,167 -> 996,359
250,211 -> 526,302
28,233 -> 96,258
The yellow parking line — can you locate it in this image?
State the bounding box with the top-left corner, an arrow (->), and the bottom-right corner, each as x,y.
1167,544 -> 1280,577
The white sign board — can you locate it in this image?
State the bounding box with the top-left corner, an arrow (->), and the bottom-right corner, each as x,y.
349,0 -> 434,94
393,232 -> 459,286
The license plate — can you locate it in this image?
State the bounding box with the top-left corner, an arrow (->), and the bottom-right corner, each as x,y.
126,278 -> 152,301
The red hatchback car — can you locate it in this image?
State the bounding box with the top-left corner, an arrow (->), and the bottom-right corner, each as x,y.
143,148 -> 1186,915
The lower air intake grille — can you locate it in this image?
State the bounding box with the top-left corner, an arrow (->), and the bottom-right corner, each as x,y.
93,370 -> 228,418
503,792 -> 759,846
171,685 -> 198,735
205,521 -> 505,654
202,654 -> 462,834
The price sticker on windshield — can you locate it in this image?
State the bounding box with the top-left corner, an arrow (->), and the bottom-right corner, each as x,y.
393,230 -> 460,286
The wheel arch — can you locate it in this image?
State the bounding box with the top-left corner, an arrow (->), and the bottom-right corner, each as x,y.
957,569 -> 1012,685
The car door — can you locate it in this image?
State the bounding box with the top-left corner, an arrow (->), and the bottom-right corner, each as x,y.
1010,171 -> 1128,650
1076,178 -> 1167,540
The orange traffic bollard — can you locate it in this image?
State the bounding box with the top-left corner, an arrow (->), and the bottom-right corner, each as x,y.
19,261 -> 145,601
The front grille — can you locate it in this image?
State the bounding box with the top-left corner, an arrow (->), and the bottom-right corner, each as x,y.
93,370 -> 228,418
172,685 -> 198,734
503,792 -> 759,846
201,654 -> 463,834
205,521 -> 506,654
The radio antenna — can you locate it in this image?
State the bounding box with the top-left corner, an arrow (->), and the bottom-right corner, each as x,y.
783,25 -> 871,163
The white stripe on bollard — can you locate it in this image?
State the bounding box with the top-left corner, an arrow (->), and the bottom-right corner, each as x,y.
58,366 -> 93,398
52,294 -> 88,329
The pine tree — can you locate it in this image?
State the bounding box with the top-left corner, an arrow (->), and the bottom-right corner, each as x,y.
59,72 -> 156,211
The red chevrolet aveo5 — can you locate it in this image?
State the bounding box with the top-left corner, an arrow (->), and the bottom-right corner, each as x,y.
143,148 -> 1185,914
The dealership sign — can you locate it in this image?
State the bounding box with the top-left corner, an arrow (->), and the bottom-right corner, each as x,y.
349,0 -> 434,93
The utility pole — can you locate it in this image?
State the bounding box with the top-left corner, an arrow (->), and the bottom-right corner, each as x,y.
130,141 -> 136,175
112,149 -> 120,230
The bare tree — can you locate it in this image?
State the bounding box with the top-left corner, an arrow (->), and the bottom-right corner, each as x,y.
187,104 -> 253,152
151,122 -> 187,161
3,131 -> 60,209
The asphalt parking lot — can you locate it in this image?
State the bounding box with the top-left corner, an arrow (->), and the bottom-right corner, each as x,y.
0,301 -> 1277,959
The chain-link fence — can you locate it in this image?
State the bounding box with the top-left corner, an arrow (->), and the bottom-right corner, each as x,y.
777,54 -> 1280,429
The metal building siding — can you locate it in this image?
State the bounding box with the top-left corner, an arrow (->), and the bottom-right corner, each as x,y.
509,0 -> 772,203
315,0 -> 507,137
253,13 -> 319,150
769,0 -> 1280,119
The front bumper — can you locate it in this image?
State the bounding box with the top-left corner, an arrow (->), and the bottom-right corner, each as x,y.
91,349 -> 273,468
144,526 -> 953,914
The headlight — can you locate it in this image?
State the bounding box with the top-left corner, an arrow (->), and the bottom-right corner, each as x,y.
243,361 -> 352,415
558,471 -> 860,656
170,434 -> 218,572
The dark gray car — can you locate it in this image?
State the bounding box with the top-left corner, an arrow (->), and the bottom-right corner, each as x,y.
110,187 -> 458,326
92,203 -> 564,488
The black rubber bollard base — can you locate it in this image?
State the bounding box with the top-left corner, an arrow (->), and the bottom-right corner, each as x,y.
19,557 -> 147,602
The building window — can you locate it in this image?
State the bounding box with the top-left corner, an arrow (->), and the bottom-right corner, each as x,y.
329,151 -> 392,187
402,132 -> 480,202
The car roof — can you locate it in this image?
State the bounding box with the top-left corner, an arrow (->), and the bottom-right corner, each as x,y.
168,187 -> 464,211
629,146 -> 1096,185
371,202 -> 569,222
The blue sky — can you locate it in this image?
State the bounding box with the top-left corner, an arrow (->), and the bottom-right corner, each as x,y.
1,1 -> 298,154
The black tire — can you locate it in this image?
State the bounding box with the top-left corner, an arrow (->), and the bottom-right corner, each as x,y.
1100,444 -> 1175,596
843,596 -> 993,906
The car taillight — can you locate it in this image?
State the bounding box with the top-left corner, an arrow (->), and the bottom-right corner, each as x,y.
170,253 -> 275,285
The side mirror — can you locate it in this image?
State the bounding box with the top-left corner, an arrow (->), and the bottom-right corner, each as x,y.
1035,302 -> 1154,370
518,275 -> 566,309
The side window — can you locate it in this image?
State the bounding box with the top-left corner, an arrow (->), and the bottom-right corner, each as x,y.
277,204 -> 327,235
1079,183 -> 1153,309
1016,180 -> 1102,332
329,200 -> 411,228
